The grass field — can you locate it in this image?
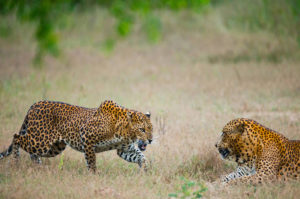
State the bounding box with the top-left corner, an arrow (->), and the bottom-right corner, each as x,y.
0,5 -> 300,199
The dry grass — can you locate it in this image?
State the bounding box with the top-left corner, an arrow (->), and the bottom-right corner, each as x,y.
0,8 -> 300,199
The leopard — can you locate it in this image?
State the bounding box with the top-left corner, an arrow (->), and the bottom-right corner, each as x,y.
0,100 -> 153,172
215,118 -> 300,185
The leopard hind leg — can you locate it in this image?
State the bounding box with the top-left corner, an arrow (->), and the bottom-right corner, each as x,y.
30,153 -> 42,164
26,139 -> 67,165
28,140 -> 66,164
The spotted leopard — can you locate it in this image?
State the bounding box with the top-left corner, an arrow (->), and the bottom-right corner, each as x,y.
215,118 -> 300,184
0,100 -> 153,172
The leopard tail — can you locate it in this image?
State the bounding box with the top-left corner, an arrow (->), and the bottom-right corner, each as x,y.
0,144 -> 13,159
0,133 -> 20,160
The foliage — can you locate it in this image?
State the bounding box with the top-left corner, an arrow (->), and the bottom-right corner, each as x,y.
58,153 -> 64,170
0,0 -> 210,65
168,177 -> 207,198
0,0 -> 298,65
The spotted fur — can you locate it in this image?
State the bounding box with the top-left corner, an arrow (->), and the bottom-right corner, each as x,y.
215,118 -> 300,185
0,100 -> 153,172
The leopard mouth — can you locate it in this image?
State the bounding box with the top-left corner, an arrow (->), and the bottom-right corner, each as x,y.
139,144 -> 147,151
218,148 -> 230,159
138,143 -> 147,151
138,140 -> 147,151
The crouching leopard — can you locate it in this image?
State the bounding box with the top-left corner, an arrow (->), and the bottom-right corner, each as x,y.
0,100 -> 153,172
215,118 -> 300,185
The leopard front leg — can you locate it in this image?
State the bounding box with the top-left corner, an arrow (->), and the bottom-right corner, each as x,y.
221,166 -> 254,184
226,165 -> 278,185
80,126 -> 98,173
225,145 -> 279,185
226,172 -> 269,185
117,144 -> 148,171
83,144 -> 96,173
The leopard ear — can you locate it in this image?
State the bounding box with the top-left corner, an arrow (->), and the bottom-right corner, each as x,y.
94,108 -> 101,117
236,123 -> 245,134
126,112 -> 135,129
145,112 -> 151,119
127,112 -> 133,123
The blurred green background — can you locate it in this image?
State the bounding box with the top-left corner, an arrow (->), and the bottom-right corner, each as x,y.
1,0 -> 299,65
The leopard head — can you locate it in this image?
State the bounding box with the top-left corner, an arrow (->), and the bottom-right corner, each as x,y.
215,118 -> 259,166
127,111 -> 153,151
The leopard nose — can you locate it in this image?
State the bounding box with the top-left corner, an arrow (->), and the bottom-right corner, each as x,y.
215,143 -> 218,148
149,139 -> 153,144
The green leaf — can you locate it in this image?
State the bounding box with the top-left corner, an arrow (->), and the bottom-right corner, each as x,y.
58,153 -> 64,170
168,193 -> 178,198
187,181 -> 196,187
130,0 -> 150,15
117,17 -> 133,36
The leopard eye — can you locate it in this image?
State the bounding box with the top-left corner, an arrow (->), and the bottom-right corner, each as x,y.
140,128 -> 145,133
